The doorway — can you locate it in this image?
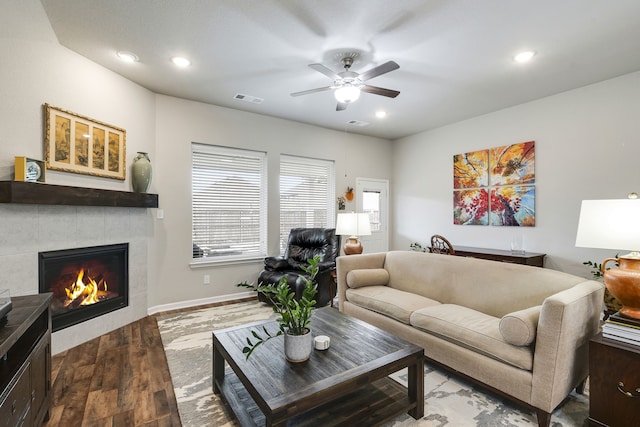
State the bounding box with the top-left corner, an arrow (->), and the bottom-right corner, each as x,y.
356,178 -> 389,253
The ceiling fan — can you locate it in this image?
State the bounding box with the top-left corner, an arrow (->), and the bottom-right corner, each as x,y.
290,56 -> 400,111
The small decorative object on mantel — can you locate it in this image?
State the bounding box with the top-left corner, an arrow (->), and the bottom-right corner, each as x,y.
237,255 -> 320,362
345,186 -> 354,201
44,103 -> 126,180
14,156 -> 45,182
131,152 -> 152,193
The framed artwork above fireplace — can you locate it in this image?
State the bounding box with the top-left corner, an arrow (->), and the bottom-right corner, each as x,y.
44,103 -> 126,180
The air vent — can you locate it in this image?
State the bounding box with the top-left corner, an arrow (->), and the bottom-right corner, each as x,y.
347,120 -> 369,127
233,93 -> 264,104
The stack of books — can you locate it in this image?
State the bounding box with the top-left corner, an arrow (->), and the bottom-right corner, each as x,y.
603,312 -> 640,345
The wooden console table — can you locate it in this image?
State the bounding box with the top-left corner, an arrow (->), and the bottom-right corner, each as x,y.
453,246 -> 545,267
0,294 -> 52,427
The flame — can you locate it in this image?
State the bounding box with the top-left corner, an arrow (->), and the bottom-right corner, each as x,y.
64,268 -> 108,307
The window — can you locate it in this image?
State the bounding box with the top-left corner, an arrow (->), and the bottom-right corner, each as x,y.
362,190 -> 382,232
192,143 -> 267,262
279,155 -> 335,253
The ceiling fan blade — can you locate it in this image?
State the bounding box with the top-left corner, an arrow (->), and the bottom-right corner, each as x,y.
358,61 -> 400,81
336,102 -> 348,111
290,86 -> 332,97
361,85 -> 400,98
309,63 -> 339,79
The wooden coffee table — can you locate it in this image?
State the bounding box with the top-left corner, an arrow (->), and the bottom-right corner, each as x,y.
212,307 -> 424,426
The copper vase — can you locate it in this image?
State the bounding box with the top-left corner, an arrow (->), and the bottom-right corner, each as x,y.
603,256 -> 640,319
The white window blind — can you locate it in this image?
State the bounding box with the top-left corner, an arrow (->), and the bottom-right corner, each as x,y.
279,155 -> 335,253
192,143 -> 267,261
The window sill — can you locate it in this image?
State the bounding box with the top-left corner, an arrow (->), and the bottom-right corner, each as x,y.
190,255 -> 264,269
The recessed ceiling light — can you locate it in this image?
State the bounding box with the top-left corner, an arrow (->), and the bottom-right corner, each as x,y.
514,51 -> 536,63
116,51 -> 139,63
375,111 -> 387,119
171,56 -> 191,68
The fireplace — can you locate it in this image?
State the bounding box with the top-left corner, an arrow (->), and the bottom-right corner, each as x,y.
39,243 -> 129,332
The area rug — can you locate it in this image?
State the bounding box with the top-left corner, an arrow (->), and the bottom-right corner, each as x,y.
156,301 -> 589,426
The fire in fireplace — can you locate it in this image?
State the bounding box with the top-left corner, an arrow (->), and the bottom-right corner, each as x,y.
39,243 -> 129,332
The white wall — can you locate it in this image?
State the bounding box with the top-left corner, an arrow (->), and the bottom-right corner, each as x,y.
0,0 -> 156,353
392,71 -> 640,277
150,95 -> 393,309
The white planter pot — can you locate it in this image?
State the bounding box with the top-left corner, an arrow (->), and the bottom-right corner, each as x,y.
284,329 -> 312,363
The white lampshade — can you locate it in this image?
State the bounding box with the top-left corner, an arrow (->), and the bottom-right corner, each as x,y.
334,85 -> 361,103
335,212 -> 371,237
575,199 -> 640,253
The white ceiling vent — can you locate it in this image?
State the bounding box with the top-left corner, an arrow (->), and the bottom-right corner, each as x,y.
233,93 -> 264,104
347,120 -> 369,127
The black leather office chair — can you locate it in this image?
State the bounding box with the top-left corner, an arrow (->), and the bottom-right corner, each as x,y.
258,228 -> 340,307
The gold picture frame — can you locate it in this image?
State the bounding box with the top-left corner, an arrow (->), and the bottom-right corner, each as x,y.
44,103 -> 126,180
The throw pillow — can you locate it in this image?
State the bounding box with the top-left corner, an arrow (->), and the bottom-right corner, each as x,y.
346,268 -> 390,289
499,305 -> 541,346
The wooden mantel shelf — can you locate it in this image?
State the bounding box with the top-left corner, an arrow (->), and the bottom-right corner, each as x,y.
0,181 -> 158,208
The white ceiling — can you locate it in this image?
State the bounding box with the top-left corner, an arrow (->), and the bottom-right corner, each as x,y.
40,0 -> 640,140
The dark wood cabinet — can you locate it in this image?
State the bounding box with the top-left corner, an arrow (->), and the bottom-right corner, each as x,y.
0,294 -> 52,427
589,333 -> 640,426
453,246 -> 546,267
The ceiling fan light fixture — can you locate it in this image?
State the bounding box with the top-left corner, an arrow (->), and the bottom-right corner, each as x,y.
334,85 -> 361,103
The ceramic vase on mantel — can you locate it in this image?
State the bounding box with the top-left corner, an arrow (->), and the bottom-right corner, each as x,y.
131,152 -> 152,193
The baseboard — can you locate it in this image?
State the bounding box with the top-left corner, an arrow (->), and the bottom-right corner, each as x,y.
147,291 -> 256,315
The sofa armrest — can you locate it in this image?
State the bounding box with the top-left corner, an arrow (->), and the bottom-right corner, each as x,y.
336,252 -> 387,312
530,280 -> 604,412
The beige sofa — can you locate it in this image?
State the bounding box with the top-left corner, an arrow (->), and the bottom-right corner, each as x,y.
337,251 -> 604,427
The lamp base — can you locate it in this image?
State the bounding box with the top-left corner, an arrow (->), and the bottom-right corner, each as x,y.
343,236 -> 363,255
603,256 -> 640,320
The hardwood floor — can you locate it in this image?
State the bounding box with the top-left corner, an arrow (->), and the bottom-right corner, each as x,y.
43,315 -> 181,427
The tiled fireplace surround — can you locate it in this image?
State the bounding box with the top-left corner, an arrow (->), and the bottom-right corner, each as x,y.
0,203 -> 151,354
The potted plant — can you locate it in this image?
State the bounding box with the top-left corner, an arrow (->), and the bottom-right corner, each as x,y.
238,255 -> 320,362
584,255 -> 622,318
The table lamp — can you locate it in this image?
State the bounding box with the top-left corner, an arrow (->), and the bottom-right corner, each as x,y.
575,195 -> 640,319
336,212 -> 372,255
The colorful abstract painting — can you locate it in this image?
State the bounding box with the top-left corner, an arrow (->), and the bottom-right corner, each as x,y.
453,189 -> 489,225
453,149 -> 489,189
490,141 -> 535,186
489,185 -> 535,226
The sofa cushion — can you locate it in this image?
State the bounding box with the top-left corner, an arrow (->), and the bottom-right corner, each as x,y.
346,268 -> 390,289
346,286 -> 440,324
410,304 -> 534,370
499,305 -> 541,346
